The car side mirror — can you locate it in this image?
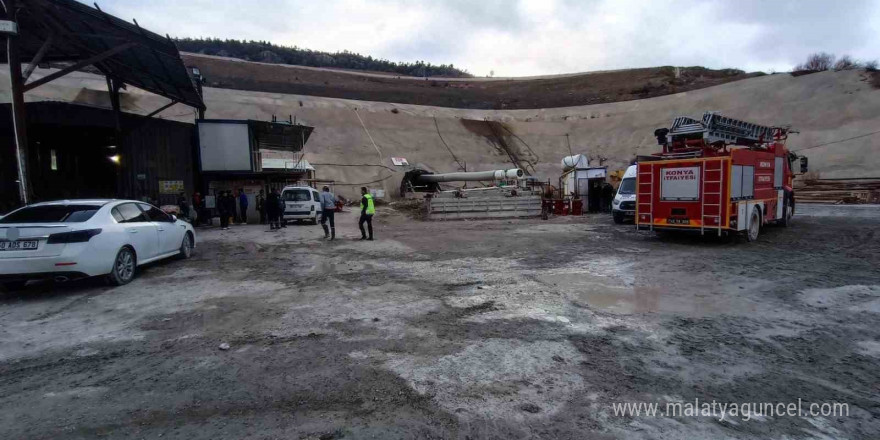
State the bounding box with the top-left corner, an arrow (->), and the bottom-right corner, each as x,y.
800,157 -> 809,173
170,214 -> 177,222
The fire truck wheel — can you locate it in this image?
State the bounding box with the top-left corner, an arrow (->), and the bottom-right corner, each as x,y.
779,196 -> 793,227
746,208 -> 761,242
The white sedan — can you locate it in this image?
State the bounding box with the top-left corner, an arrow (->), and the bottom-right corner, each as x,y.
0,199 -> 195,290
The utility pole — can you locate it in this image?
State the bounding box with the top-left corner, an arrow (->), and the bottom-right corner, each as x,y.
3,0 -> 32,206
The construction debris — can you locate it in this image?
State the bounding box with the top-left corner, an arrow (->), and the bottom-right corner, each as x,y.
795,178 -> 880,204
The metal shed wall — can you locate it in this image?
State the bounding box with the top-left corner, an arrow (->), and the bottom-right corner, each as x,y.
0,102 -> 196,211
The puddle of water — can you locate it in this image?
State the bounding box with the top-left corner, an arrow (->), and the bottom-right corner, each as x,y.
541,272 -> 752,317
575,285 -> 676,315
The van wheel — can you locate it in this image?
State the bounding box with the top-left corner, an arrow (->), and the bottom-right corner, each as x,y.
613,212 -> 625,224
745,208 -> 761,242
107,247 -> 136,286
311,215 -> 319,225
0,280 -> 27,292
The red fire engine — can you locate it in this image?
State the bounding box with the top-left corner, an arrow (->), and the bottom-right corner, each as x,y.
636,112 -> 806,241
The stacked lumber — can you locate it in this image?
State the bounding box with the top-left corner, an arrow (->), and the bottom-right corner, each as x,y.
794,178 -> 880,204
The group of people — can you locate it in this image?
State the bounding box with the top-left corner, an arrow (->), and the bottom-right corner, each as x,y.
179,185 -> 377,240
263,187 -> 285,230
315,186 -> 375,240
216,189 -> 250,230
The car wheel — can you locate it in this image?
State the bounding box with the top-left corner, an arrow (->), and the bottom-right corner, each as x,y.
613,212 -> 625,224
0,280 -> 27,292
745,208 -> 761,242
107,246 -> 136,286
177,232 -> 194,259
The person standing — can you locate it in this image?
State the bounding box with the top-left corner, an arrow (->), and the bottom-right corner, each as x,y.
256,189 -> 266,225
218,191 -> 230,230
319,186 -> 337,240
358,186 -> 375,241
177,192 -> 189,217
266,187 -> 280,230
277,188 -> 287,228
238,189 -> 249,224
192,192 -> 203,225
223,190 -> 237,229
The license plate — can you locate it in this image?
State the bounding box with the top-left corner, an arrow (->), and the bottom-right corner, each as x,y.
290,204 -> 302,209
668,218 -> 690,225
0,240 -> 39,251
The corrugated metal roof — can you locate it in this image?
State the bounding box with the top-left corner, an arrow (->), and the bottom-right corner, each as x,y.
4,0 -> 204,110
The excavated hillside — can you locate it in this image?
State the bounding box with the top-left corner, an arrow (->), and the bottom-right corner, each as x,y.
181,53 -> 760,110
6,64 -> 880,200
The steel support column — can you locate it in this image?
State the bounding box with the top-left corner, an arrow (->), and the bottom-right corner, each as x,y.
5,0 -> 32,206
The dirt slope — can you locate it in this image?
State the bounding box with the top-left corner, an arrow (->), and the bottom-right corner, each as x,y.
181,53 -> 758,110
5,66 -> 879,200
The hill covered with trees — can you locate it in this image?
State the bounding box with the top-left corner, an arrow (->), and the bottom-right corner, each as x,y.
174,38 -> 472,78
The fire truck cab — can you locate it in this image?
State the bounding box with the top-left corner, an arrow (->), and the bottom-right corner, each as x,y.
636,112 -> 803,241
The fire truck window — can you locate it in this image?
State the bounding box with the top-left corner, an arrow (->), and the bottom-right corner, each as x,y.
742,166 -> 754,198
774,157 -> 784,188
732,166 -> 744,199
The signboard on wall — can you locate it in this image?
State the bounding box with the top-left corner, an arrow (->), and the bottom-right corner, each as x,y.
661,166 -> 700,201
159,180 -> 184,194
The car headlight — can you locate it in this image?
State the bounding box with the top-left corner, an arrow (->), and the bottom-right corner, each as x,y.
613,199 -> 620,205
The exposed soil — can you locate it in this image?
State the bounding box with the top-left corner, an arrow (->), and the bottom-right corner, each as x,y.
1,205 -> 879,439
182,53 -> 761,110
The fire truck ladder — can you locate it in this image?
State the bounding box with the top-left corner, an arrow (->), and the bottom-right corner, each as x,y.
701,160 -> 724,236
637,164 -> 654,231
668,112 -> 777,146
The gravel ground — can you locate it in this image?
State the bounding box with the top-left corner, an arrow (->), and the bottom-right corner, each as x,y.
1,205 -> 879,439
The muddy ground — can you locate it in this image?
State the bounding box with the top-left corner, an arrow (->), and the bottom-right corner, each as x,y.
1,205 -> 879,439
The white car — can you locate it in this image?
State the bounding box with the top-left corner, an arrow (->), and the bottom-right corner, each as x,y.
0,199 -> 195,290
280,186 -> 323,225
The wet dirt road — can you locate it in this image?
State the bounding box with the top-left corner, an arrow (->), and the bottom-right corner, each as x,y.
1,205 -> 879,439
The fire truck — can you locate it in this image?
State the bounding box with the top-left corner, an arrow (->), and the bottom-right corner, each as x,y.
636,112 -> 806,241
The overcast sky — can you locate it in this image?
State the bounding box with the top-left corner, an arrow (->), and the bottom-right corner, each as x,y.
98,0 -> 880,77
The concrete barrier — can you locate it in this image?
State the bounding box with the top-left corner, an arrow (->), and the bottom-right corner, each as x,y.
427,196 -> 542,220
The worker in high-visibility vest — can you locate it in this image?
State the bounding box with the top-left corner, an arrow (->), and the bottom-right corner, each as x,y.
358,186 -> 375,240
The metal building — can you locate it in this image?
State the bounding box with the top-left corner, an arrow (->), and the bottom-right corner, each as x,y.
0,0 -> 205,213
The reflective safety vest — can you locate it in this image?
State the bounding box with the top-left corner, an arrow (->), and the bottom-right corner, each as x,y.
361,193 -> 376,215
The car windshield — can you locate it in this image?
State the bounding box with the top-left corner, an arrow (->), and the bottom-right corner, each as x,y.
282,189 -> 311,202
0,205 -> 101,223
618,178 -> 636,195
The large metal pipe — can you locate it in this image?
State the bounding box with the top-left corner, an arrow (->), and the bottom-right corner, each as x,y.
416,168 -> 524,183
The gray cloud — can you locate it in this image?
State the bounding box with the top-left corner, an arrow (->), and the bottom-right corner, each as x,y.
96,0 -> 880,76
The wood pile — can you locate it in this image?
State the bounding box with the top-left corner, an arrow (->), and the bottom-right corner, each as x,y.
794,178 -> 880,204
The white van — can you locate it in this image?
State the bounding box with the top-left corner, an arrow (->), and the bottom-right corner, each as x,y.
612,165 -> 637,224
280,186 -> 322,225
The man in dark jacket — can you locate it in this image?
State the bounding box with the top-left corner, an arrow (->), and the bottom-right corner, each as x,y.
238,189 -> 249,224
277,188 -> 287,228
217,191 -> 230,230
225,191 -> 237,226
266,188 -> 280,230
256,190 -> 266,224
